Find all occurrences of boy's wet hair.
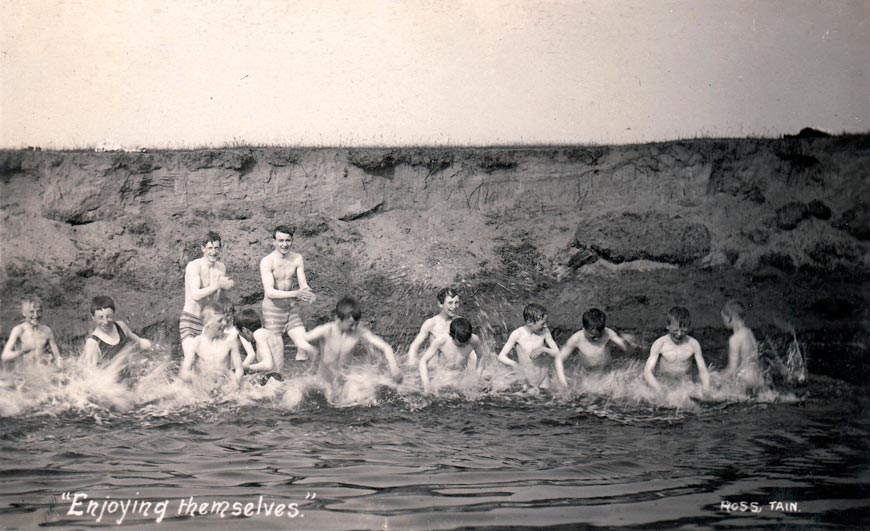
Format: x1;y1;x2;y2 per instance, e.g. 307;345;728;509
90;295;116;315
21;295;43;308
667;306;692;328
236;308;262;332
273;225;295;239
449;317;473;344
217;295;235;319
335;297;362;321
437;287;458;304
201;231;222;247
523;303;547;323
582;308;606;331
721;299;747;320
201;303;225;318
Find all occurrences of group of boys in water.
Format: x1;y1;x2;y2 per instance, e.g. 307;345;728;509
2;227;764;395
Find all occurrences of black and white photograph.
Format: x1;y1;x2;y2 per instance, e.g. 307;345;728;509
1;1;868;529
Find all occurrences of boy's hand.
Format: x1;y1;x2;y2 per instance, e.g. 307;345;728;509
218;276;235;290
298;288;316;303
529;346;548;360
139;339;153;350
390;367;403;384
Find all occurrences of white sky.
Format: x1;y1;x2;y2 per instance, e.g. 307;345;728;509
1;0;868;148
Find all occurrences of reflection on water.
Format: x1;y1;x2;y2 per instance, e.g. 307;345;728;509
0;346;868;530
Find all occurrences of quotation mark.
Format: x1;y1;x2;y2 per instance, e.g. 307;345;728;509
61;492;71;500
305;492;316;500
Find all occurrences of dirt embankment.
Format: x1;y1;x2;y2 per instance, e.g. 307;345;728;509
1;136;868;380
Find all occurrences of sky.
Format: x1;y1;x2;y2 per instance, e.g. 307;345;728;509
1;0;868;148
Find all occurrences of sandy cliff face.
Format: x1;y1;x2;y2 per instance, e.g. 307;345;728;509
1;136;868;377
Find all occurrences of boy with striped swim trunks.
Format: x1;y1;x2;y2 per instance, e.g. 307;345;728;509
180;231;234;365
259;225;317;361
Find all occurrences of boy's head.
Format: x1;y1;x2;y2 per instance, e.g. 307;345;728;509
273;225;294;254
335;297;362;332
201;303;228;333
721;299;747;325
217;296;236;325
90;295;116;331
449;317;473;345
523;303;548;333
666;306;691;342
236;308;262;332
20;296;43;323
200;231;222;263
582;308;607;341
436;287;460;317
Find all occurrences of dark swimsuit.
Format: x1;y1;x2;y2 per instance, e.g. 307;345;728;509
91;323;129;364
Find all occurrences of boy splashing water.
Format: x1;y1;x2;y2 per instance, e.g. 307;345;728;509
718;299;763;390
496;303;559;389
643;306;710;393
2;296;62;369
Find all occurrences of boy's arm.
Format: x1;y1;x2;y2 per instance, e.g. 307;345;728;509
406;320;433;366
229;338;243;384
118;321;152;351
83;337;102;366
606;328;629;352
530;330;560;360
553;334;580;388
692;339;711;390
294;256;316;302
496;330;520;368
1;326;23;361
239;335;258;369
643;338;664;392
47;329;62;368
185;261;225;301
723;335;740;377
363;329;402;383
303;323;330;344
418;339;442;393
471;335;492;376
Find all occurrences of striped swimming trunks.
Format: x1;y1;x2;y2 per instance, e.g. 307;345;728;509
179;311;204;340
262;298;304;334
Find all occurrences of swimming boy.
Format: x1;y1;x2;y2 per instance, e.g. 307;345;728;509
180;231;234;362
719;299;763;389
405;287;460;367
260;225;317;361
236;307;285;376
304;297;402;391
643;306;710;392
83;295;153;373
554;308;631;388
1;296;62;368
419;317;490;393
179;303;243;385
496;303;559;387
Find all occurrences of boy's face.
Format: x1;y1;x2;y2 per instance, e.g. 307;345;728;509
440;295;460;318
337;316;359;333
93;307;115;332
201;241;222;264
527;317;548;334
203;310;227;334
667;319;689;343
274;231;292;255
21;302;42;325
583;327;604;342
720;311;732;327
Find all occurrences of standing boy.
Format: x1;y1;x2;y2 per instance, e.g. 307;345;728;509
84;295;153;375
405;287;460;367
496;303;559;388
179;303;243;385
419;317;490;393
554;308;631;388
2;296;62;368
643;306;711;392
719;299;763;389
305;297;402;391
260;225;317;361
180;231;234;362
